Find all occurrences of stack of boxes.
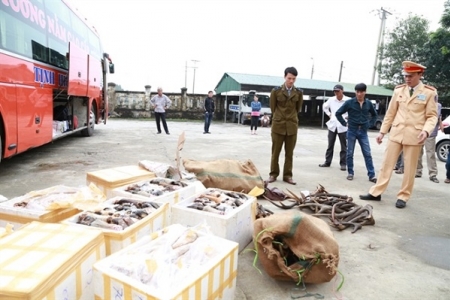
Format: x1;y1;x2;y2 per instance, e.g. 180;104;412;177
0;163;258;300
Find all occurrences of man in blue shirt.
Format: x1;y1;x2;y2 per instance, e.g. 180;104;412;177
336;83;377;182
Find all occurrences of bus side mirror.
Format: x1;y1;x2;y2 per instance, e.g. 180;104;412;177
109;63;115;74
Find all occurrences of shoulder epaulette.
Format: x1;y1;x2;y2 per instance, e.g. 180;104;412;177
395;84;406;89
273;86;281;91
424;85;436;91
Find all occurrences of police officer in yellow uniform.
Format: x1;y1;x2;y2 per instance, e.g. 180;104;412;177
359;61;438;208
267;67;303;185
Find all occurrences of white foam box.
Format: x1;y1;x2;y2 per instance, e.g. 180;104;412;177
93;224;238;300
0;221;106;300
61;196;170;256
171;188;257;252
0;197;80;231
86;165;156;198
111;177;199;207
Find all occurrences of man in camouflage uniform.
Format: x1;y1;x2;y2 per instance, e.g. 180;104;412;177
267;67;303;185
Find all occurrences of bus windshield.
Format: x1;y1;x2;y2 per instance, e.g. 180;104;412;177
243;94;270;108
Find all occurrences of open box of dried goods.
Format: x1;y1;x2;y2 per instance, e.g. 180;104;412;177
86;165;156;198
171;188;257;252
0;185;104;229
0;221;106;300
93;224;238;300
62;196;169;255
111;177;199;206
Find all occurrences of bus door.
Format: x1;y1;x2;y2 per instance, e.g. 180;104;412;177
68;42;88;97
87;55;102;121
68;43;91;130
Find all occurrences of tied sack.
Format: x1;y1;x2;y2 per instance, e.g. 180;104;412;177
183;159;264;193
254;211;339;284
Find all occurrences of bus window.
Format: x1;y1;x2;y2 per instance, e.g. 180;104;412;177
0;10;46;60
88;29;102;59
31;40;49;63
69;11;89;52
244;94;270;107
48;37;68;69
259;95;270;108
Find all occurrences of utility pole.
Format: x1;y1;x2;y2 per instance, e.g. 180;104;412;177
184;61;187;88
338;61;343;82
371;7;392;85
191;59;199;94
310;57;314;79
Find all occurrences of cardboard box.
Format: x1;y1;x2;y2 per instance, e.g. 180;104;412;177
86;165;156;198
111;177;199;206
171;188;257;252
93;224;238;300
0;197;79;230
0;185;107;230
0;221;106;300
62;196;170;255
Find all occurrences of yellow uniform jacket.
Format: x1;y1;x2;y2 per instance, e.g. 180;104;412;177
380;82;438;145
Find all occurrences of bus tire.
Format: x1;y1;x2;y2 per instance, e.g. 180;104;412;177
81;107;95;137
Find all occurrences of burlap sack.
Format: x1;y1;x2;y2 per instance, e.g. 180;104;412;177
183;159;264;193
254;211;339;284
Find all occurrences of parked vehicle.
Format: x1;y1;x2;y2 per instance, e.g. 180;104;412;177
436;115;450;162
229;90;271;125
370;115;384;130
0;0;114;164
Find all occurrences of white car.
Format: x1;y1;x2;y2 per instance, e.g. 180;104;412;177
436;115;450;162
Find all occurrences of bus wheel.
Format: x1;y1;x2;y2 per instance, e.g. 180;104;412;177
81;107;95;137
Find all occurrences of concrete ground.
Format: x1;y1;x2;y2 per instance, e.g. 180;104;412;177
0;119;449;300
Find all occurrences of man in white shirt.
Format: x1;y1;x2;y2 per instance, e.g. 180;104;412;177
319;84;350;170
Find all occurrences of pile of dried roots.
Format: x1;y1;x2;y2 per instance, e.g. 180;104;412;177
263;184;375;233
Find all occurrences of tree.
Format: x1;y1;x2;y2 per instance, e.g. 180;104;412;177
378;14;430;89
423;0;450;106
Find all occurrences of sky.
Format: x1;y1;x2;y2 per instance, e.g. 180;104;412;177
68;0;447;94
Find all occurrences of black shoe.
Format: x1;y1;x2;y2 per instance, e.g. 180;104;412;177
166;132;170;135
396;199;406;208
369;177;377;183
203;132;207;134
207;132;211;134
415;174;421;178
430;176;439;183
157;132;162;134
359;193;381;201
395;168;404;174
319;163;330;167
340;165;346;171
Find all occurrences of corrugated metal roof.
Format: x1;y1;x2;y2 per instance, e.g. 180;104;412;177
215;72;393;96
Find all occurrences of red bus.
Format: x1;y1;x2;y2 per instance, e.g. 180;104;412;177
0;0;114;163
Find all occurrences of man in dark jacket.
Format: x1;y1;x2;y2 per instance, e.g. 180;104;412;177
267;67;303;185
336;83;377;182
203;91;215;134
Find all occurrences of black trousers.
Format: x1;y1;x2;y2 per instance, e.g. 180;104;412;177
155;112;169;133
250;116;259;130
325;129;347;166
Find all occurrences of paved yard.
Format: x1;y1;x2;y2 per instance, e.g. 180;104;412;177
0;119;449;300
